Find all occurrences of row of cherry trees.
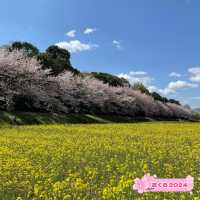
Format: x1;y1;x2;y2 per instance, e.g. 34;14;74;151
0;49;199;120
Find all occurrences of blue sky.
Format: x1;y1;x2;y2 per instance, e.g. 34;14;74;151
0;0;200;108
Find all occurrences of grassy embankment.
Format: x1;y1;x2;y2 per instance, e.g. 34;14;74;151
0;111;195;125
0;111;151;125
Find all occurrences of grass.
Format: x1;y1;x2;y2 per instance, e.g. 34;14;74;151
0;111;193;126
0;111;152;125
1;122;200;199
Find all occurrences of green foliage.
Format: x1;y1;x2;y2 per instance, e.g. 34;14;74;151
91;72;130;87
151;92;163;102
8;42;79;76
151;92;181;105
151;92;168;103
132;82;151;95
9;41;39;57
132;85;181;105
39;45;79;76
168;99;181;105
0;111;148;125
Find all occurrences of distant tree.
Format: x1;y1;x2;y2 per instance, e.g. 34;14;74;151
120;77;131;87
162;97;169;103
151;91;181;105
168;99;181;105
184;104;191;109
151;92;163;102
9;41;39;57
39;45;79;76
90;72;130;87
132;83;151;95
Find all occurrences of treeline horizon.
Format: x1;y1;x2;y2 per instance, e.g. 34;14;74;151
0;41;199;121
5;41;182;105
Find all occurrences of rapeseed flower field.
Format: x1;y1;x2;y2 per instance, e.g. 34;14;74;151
0;123;200;199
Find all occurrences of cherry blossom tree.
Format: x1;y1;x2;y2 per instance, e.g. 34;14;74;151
0;49;199;120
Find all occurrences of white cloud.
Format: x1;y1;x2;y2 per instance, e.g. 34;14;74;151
191;75;200;82
117;71;153;85
112;40;121;49
130;71;147;76
188;67;200;74
118;70;198;100
66;30;76;38
188;67;200;82
84;28;97;34
190;96;200;100
159;81;198;95
169;72;181;78
56;40;98;53
147;85;158;93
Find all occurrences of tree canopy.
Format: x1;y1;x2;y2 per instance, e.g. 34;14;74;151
9;41;39;57
133;84;181;105
39;45;79;76
151;92;168;103
91;72;130;87
132;83;151;95
6;41;183;108
8;42;79;76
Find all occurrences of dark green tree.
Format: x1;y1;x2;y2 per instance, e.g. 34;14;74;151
151;92;168;103
132;83;151;95
9;41;39;57
90;72;130;87
151;92;163;102
168;99;181;105
39;45;79;76
151;92;181;105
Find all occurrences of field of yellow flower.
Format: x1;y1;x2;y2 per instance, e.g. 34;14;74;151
1;123;200;199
